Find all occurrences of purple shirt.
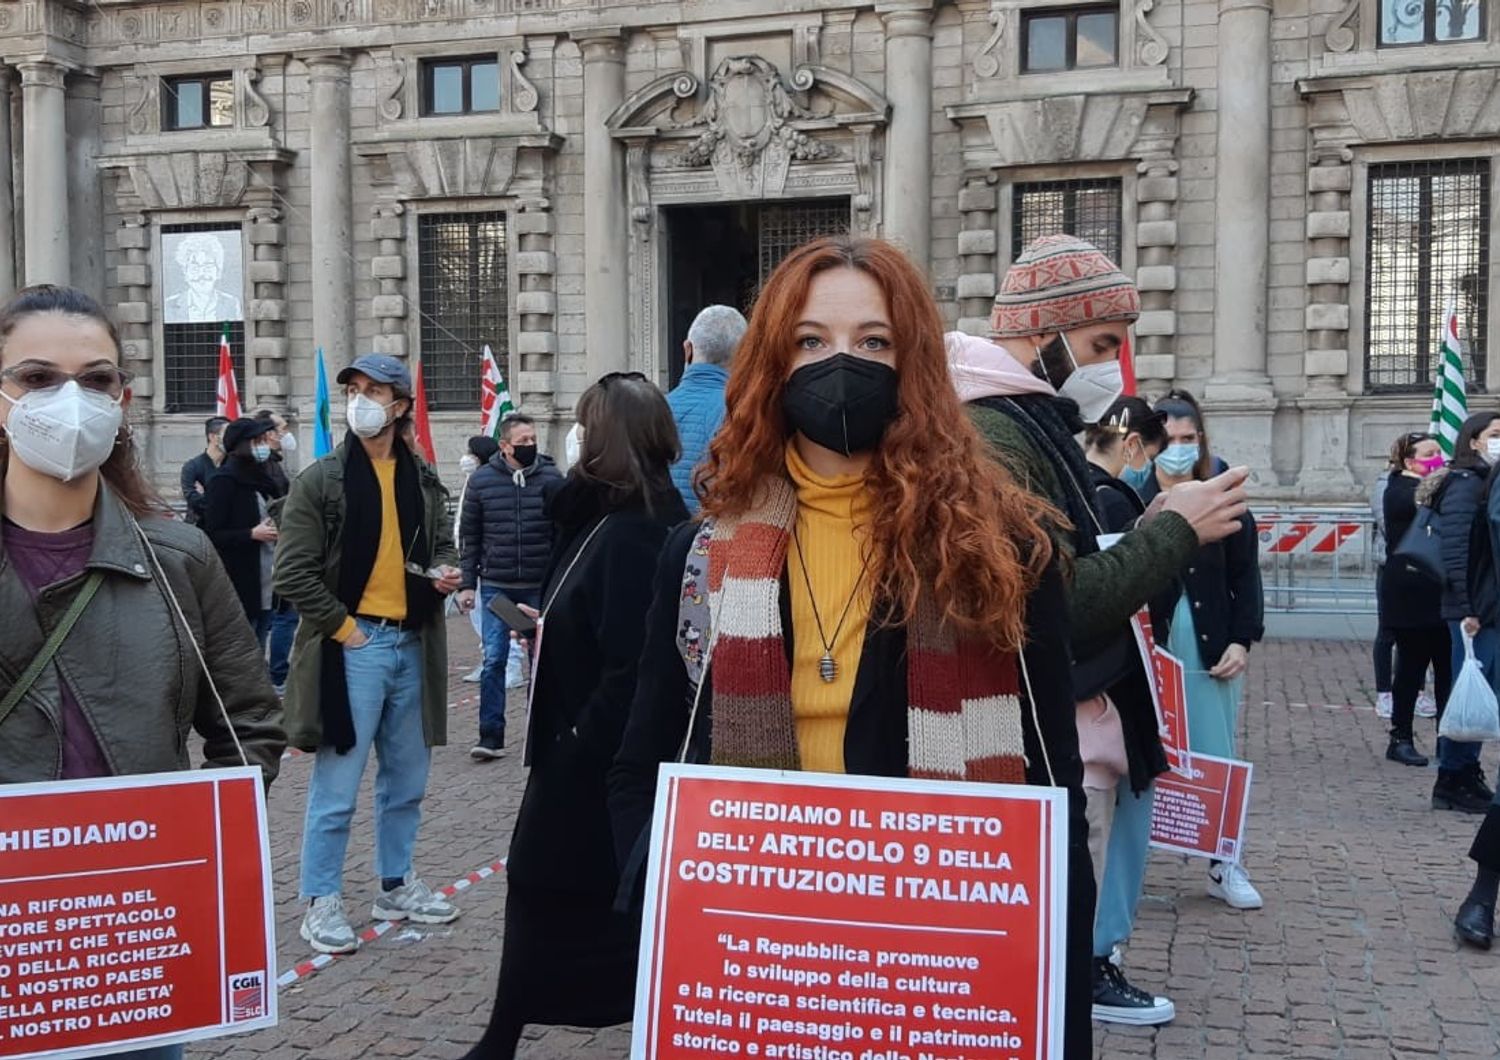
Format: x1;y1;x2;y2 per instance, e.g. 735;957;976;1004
4;519;112;779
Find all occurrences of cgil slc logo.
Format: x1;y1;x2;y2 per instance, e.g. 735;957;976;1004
228;972;266;1023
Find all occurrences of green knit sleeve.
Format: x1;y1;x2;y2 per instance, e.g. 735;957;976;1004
965;403;1063;503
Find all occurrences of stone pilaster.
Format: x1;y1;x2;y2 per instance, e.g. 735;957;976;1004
308;53;355;369
575;29;628;379
1132;104;1184;386
880;3;934;273
955;177;997;335
0;65;14;301
1206;0;1276;482
18;59;69;286
66;72;104;301
514;200;559;413
116;215;153;400
247;207;290;402
370;204;408;360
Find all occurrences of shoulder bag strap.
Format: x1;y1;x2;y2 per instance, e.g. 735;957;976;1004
0;570;106;727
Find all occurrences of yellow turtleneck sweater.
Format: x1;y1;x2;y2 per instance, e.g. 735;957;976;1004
785;442;873;775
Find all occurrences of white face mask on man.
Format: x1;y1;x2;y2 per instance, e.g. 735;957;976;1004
280;432;299;454
1053;333;1125;424
0;380;123;483
346;393;393;438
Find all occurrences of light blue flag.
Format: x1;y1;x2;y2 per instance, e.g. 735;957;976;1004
313;347;334;458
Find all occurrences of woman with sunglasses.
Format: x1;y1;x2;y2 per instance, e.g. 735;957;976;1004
0;285;284;1060
463;372;689;1059
1379;431;1449;768
609;238;1093;1057
1147;393;1264;910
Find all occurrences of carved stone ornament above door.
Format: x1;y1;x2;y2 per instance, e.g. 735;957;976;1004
608;56;889;203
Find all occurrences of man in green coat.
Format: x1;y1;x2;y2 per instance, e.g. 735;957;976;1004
273;354;462;955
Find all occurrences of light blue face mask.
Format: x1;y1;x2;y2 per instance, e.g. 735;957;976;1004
251;442;273;463
1121;459;1154;492
1156;442;1200;477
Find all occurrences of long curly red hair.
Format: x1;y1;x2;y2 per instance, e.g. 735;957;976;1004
699;236;1056;650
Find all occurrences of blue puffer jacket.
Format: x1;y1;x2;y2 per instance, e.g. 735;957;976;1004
666;363;729;513
459;453;564;590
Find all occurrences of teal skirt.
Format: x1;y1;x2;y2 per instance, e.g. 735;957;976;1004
1167;593;1244;759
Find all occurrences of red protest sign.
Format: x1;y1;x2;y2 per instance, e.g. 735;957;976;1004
634;765;1067;1060
1129;609;1191;777
0;768;276;1059
1149;752;1254;862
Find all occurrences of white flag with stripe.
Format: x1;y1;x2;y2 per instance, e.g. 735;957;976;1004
1429;303;1467;458
480;344;516;440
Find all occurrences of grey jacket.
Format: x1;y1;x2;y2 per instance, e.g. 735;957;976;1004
0;486;285;784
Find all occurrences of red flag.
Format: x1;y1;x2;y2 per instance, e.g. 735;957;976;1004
215;328;242;420
412;357;436;464
1120;331;1137;396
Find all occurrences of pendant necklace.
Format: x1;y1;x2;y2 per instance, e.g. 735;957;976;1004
791;525;869;684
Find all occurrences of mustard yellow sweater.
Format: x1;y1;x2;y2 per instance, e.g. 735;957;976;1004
785;442;873;774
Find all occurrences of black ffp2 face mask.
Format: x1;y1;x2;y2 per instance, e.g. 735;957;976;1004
510;444;538;467
782;353;900;457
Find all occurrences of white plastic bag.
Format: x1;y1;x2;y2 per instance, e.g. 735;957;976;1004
1439;632;1500;742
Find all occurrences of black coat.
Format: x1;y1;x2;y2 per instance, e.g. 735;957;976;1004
1141;476;1264;670
201;459;278;621
1435;466;1491;623
506;479;690;897
1086;463;1170;794
179;451;218;525
607;521;1097;1060
1381;471;1444;629
459;453;564;590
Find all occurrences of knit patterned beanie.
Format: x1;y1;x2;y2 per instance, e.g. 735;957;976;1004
992;234;1140;338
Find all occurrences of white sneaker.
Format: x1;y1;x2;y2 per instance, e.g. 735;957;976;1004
462;665;482;683
1376;692;1393;719
504;670;526;690
1208;862;1263;910
300;895;358;955
1415;691;1438;718
371;876;460;925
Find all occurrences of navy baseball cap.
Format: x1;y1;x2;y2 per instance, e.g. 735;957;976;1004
337;354;412;393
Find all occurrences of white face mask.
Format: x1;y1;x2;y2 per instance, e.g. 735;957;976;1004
1;380;124;483
279;432;298;454
346;393;392;438
1052;333;1124;424
1485;438;1500;463
459;454;480;475
565;423;584;468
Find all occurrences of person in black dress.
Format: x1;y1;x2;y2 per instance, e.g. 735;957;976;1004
461;373;689;1059
1380;431;1450;767
201;416;282;647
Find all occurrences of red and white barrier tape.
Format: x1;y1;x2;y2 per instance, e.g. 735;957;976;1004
277;857;506;988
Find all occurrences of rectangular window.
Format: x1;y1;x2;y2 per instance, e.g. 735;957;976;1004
1011;178;1124;266
1381;0;1482;45
420;57;501;116
1021;6;1119;73
162;74;234;131
1365;159;1489;391
162;223;246;413
418;213;508;411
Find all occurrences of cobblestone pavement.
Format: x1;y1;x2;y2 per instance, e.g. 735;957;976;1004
187;626;1500;1059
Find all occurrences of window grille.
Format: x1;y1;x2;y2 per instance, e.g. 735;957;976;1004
1380;0;1482;45
418;212;508;411
162;222;244;413
754;201;852;306
1365;159;1489;391
1011;178;1124;266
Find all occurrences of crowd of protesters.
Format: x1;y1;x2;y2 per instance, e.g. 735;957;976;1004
3;229;1499;1060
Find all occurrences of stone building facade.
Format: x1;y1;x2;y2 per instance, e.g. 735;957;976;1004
0;0;1494;499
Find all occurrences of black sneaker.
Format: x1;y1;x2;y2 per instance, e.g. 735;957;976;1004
1385;738;1429;767
1434;770;1490;814
1091;957;1175;1026
469;734;505;761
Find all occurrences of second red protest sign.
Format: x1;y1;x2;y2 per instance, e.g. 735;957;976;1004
634;764;1067;1060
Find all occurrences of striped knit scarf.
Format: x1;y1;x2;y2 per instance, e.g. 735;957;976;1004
704;476;1028;783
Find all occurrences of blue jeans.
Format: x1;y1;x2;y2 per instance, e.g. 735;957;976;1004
102;1048;183;1060
1094;782;1156;958
478;586;541;744
268;602;299;687
1442;621;1488;772
251;608;273;652
299;621;431;897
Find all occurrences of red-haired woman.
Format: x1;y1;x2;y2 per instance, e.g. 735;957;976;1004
609;237;1092;1057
